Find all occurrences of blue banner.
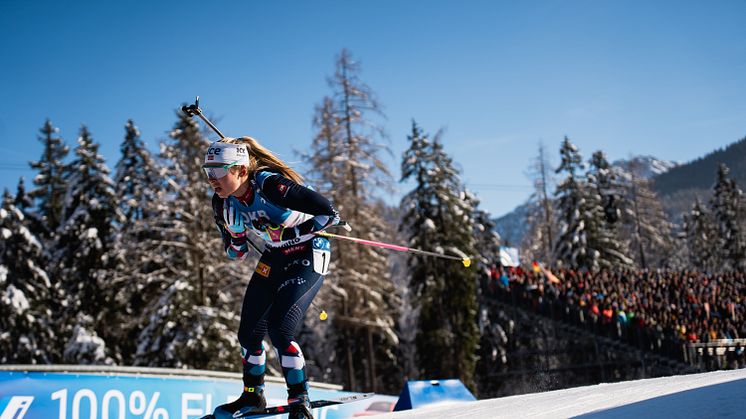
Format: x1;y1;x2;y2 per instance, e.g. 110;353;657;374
0;370;396;419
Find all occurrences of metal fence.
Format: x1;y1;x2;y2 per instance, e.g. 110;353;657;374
684;340;746;370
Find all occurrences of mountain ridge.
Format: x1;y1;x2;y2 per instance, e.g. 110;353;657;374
494;134;746;246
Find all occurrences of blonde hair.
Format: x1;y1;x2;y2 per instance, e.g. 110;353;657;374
220;136;304;184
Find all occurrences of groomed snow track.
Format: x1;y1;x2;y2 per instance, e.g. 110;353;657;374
379;369;746;418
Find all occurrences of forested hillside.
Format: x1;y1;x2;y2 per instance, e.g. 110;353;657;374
654;136;746;194
652;136;746;218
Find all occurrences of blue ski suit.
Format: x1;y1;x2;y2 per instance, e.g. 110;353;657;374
212;171;339;396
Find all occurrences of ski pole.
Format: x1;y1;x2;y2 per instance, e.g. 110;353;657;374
182;98;262;252
310;301;328;321
316;231;472;268
182;96;226;139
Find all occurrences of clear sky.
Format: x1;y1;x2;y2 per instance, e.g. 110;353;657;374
1;0;744;217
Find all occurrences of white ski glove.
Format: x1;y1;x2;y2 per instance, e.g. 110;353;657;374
223;202;246;237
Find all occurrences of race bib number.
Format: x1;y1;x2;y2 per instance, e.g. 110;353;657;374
312;237;331;275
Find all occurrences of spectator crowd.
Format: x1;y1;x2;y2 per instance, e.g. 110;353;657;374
486;265;746;367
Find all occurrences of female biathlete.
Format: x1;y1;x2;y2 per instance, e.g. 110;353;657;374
203;137;339;419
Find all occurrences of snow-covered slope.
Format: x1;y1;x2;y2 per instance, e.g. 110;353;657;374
378;369;746;418
612;155;679;180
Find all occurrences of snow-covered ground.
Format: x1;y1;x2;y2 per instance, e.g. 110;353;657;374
378;369;746;418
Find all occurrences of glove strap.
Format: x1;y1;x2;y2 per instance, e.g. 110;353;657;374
229;229;246;239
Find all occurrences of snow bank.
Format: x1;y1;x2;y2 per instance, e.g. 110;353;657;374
378;369;746;418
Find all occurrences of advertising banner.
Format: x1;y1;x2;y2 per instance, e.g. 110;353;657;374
0;369;396;419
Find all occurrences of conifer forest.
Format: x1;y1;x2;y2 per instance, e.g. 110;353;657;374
1;49;744;398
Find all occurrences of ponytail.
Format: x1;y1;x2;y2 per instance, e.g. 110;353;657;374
219;136;304;184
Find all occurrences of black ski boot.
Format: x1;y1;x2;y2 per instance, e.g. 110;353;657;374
212;386;266;418
287;392;313;419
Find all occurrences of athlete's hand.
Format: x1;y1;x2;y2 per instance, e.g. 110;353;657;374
223;202;245;236
337;220;352;232
297;214;341;235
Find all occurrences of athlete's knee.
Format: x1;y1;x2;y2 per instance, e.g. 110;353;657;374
237;329;263;351
267;305;304;348
236;328;251;347
267;328;291;351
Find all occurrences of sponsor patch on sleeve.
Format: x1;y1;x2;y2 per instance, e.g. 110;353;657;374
255;262;271;277
277;183;289;197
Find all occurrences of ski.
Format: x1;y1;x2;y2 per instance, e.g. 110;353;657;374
201;393;374;418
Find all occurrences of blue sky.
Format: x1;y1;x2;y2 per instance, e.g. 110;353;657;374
1;0;745;217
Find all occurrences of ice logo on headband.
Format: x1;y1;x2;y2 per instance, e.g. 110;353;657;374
205;142;250;164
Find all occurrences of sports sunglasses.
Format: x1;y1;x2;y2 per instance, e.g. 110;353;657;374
202;161;240;179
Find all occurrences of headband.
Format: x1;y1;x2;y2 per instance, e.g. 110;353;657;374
204;142;250;165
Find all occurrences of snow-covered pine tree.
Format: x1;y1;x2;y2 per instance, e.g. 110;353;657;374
13;178;45;239
29;119;69;238
472;204;501;267
302;50;400;393
12;179;32;211
395;121;431;381
709;163;746;271
522;142;556;264
52;126;121;364
115;120;160;224
293;98;341;383
618;159;673;268
553;137;597;269
133;110;247;371
586;151;633;268
473;192;513;396
469;193;502;396
95;120;165;363
0;185;57;363
588;151;622;225
400;121;478;390
683;199;718;272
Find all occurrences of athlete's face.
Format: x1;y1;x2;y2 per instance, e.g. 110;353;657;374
205;165;248;198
